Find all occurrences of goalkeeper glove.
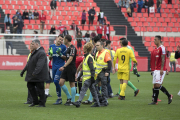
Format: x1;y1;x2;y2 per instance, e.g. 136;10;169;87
49;47;53;57
133;64;140;77
56;48;63;57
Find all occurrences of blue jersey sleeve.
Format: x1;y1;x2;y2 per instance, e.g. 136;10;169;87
62;45;67;56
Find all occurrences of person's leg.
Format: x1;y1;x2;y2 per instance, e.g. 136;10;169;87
27;82;39;105
45;83;50;95
25;89;33;104
78;81;82;94
59;78;72;99
170;62;172;72
77;80;90;102
54;70;62;98
9;42;13;55
107;75;113;97
42;23;44;34
40;23;42;34
127;81;137;91
6;42;9;55
35;82;46;106
100;72;108;103
173;62;176;72
75;81;78;93
120;80;128;97
70;82;76;102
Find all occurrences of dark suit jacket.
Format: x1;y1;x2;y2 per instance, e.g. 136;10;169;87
50;1;57;8
63;30;69;36
22;47;49;82
147;0;154;7
175;51;180;59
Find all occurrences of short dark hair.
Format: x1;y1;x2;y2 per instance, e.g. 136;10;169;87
94;36;100;43
97;40;104;46
122;40;128;46
155;35;161;40
101;38;106;42
120;37;126;41
58;34;64;38
65;35;72;42
34;31;38;34
32;39;40;45
106;40;111;47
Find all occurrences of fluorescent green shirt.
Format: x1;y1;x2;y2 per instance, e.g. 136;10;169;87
127;45;135;69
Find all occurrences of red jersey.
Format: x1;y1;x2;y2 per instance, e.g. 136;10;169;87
75;56;84;69
57;25;65;34
150;49;156;71
154;45;166;71
97;26;103;34
39;14;46;21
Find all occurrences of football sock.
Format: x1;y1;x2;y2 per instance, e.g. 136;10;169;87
120;83;127;96
160;85;171;98
152;88;155;98
54;80;61;97
119;84;123;95
62;85;71;99
153;88;159;103
45;89;49;95
71;87;76;102
88;92;93;101
75;81;77;93
127;81;137;91
78;81;82;94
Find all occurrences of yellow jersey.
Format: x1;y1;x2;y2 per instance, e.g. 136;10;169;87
113;47;137;72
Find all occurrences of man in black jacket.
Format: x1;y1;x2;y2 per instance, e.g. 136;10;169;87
63;27;69;36
17;18;24;34
50;0;57;16
147;0;154;16
20;40;49;107
175;45;180;59
88;7;96;25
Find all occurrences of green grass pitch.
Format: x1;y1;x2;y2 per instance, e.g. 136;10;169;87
0;71;180;120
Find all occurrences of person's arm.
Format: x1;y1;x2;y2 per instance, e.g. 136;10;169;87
76;62;83;74
129;50;137;64
32;52;47;76
160;47;166;75
113;50;118;68
87;56;95;77
106;60;112;74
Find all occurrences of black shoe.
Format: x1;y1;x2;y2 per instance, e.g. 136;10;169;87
91;103;100;107
72;101;81;108
168;94;173;104
148;102;158;105
36;105;46;107
108;95;113;98
24;102;32;104
118;95;125;100
64;99;73;106
48;94;52;97
82;100;92;105
113;93;119;97
134;89;140;97
28;103;39;107
100;102;108;107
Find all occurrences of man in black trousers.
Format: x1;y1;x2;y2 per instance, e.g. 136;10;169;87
20;39;49;107
175;45;180;59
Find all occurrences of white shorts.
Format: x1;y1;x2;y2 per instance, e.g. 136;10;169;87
50;69;52;79
153;70;166;84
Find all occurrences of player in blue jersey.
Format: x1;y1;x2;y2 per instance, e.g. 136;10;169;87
49;35;67;105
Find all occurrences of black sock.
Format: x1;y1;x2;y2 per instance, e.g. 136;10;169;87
160;85;171;98
78;81;82;94
152;88;155;98
154;88;159;103
75;82;77;93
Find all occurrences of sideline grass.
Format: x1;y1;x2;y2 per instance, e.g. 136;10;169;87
0;71;179;120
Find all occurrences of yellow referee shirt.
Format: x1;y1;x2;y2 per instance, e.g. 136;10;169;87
113;47;137;72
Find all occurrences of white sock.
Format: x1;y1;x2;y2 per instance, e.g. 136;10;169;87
45;89;49;95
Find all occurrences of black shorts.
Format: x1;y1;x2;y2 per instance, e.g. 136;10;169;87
60;65;76;82
77;42;82;48
46;72;53;83
51;7;56;10
81;20;86;24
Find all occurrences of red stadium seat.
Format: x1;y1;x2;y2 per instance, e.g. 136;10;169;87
67;12;72;16
73;12;79;16
27;25;33;29
161;13;167;18
140;18;145;22
168;23;174;27
146;18;152;22
34;25;39;29
148;47;154;52
167;4;172;9
144;42;150;47
155;13;160;18
150;22;155;26
128;17;133;22
167;47;172;52
165;18;170;22
144;22;149;27
158;18;164;22
145;37;151;42
163;42;169;47
147;27;153;32
143;13;148;17
36;1;41;6
61;11;67;16
161;4;166;8
8;5;13;9
113;36;119;41
169;37;175;42
156;22;161;27
149;14;154;17
134;27;140;31
17;1;23;5
164;9;170;13
152;18;158;22
65;16;70;20
171;18;176;23
172;28;178;32
137;22;143;27
163;37;169;41
134;18;139;22
166;27;171;32
153;27;158;32
137;13;142;17
64;7;69;11
159;27;165;32
131;22;137;26
168;14;173;18
174;23;180;27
